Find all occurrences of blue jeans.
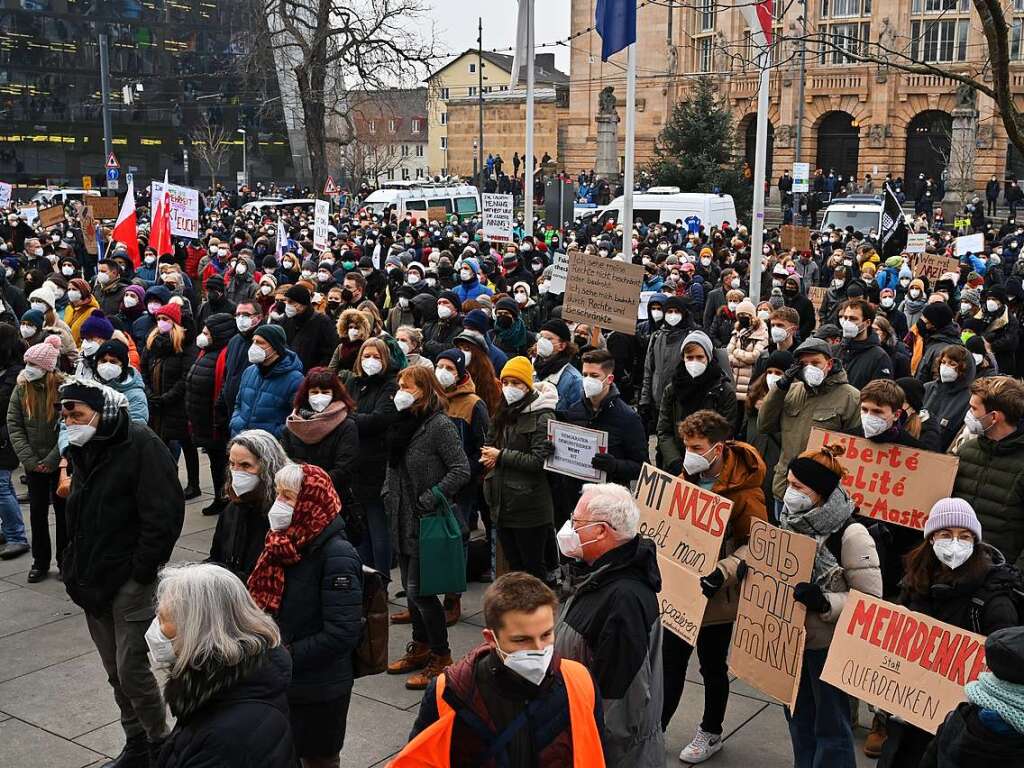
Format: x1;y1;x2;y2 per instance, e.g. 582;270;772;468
356;498;391;577
785;647;856;768
0;469;27;545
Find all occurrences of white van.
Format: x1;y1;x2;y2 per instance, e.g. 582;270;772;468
594;188;737;229
31;188;101;207
362;182;481;221
818;195;885;234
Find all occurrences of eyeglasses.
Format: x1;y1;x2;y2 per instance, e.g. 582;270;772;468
570;515;615;531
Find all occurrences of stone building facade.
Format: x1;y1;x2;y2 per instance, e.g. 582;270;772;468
563;0;1019;197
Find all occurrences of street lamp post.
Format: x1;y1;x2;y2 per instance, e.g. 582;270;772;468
236;128;247;188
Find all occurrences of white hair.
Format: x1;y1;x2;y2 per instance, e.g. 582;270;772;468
156;563;280;677
274;462;304;495
580;483;638;540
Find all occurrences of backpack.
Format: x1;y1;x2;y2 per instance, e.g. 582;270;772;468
967;564;1024;634
352;565;389;678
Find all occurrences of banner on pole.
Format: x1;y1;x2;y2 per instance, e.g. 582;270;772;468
0;182;12;207
728;519;816;709
805;429;959;531
150;181;199;239
562;250;644;335
821;591;987;733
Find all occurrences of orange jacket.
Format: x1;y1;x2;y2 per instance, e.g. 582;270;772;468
389;657;605;768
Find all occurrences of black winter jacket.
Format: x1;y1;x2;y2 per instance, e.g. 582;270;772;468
560;386;647;487
276;516;363;702
208;495;270;581
840;333;894;389
0;363;23;470
185;312;237;446
422;317;464;361
217;330;257;423
281;308;339;373
156;647;294;768
143;334;194;442
349;371;399;499
62;413;184;615
922;702;1024;768
281;417;360;506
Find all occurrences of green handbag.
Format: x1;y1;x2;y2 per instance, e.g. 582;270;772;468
418;486;467;597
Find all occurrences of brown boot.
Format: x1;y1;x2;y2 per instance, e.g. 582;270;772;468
390;608;412;624
387;641;430;675
443;594;461;626
863;713;887;758
406;652;452;690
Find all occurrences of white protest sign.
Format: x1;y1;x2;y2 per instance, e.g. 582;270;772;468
792;162;809;194
481;193;514;243
150;181;200;239
544;420;608;483
905;233;928;254
19;205;38;225
637;290;656;320
548;251;569;294
0;182;11;208
313;199;330;251
954;233;984;257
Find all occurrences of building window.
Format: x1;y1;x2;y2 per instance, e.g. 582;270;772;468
368;120;375;134
910;0;969;11
401;144;410;157
386;168;394;180
440;112;447;125
909;19;969;62
468;86;477;97
820;0;872;17
817;21;871;64
411;119;421;134
693;0;715;72
402;167;410;180
698;37;714;72
416;168;424;179
697;0;716;31
388;118;397;133
469;62;476;73
440;137;447;149
440;87;450;100
416;144;424;157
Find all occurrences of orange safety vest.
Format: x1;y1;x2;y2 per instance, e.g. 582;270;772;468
389;658;605;768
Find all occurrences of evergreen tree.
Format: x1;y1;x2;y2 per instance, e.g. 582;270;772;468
648;76;750;220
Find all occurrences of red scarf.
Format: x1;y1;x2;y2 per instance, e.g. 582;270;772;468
247;465;340;614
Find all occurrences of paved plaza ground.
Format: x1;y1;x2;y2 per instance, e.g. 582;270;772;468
0;459;877;767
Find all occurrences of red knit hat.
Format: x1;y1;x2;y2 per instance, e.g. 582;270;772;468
154;303;181;326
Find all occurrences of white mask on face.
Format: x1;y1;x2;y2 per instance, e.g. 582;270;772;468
235;315;253;333
66;417;98;446
267;499;294;531
839;319;860;339
932;538;974;570
19;324;35;339
909;289;922;299
684;359;707;378
803;364;826;387
123;293;139;308
881;297;894;308
230;469;260;496
683;444;717;476
145;618;176;667
247;344;267;364
437;304;453;319
435;367;457;389
972;352;984;366
535;336;555;358
347;327;362;341
582;375;605;399
770;326;788;344
96;271;111;285
148;302;162;315
766;373;781;390
758;310;771;320
986;299;1001;314
30;301;48;313
502;384;526;404
81;339;101;357
96;362;122;382
492;638;554;686
964;408;991;435
939;363;958;383
260;285;273;296
308;393;333;412
67;290;82;304
284;303;299;318
960;303;974;316
393;389;416;411
61;265;74;277
361;357;382;376
460;349;472;366
727;301;738;313
397;340;411;356
664;312;682;327
195;333;210;349
860;412;892;438
783;486;815;513
22;364;46;382
650;309;664;322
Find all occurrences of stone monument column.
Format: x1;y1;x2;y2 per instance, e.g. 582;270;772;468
944;84;979;219
595;86;621;185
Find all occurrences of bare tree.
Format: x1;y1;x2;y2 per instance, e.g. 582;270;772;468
189;117;232;189
257;0;435;191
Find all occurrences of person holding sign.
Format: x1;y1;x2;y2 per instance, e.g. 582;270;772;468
877;499;1020;768
661;410;768;763
921;627;1024;767
780;445;882;768
554;483;664;768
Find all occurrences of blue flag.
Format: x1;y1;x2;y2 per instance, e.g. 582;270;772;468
595;0;636;61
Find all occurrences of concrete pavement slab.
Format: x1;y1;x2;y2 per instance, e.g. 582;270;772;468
339;692;416;766
0;614;94;684
0;717;104;768
0;586;78;639
73;720;126;759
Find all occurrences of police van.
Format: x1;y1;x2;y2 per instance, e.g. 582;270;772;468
592;188;737;229
362;181;481;221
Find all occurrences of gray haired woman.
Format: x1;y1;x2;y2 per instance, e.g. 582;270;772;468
149;562;294;768
395;325;434;370
208;429;290;580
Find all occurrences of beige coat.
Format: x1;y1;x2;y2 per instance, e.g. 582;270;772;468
727;322;769;401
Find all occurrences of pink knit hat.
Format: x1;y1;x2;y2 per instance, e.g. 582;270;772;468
923;497;982;541
24;335;61;372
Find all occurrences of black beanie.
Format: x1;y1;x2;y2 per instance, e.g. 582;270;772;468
984;626;1024;684
922;302;954;329
896;376;925;413
437;348;466;379
285;284;311;306
253;324;288;356
765;349;794;372
788;455;842;500
540;318;571;342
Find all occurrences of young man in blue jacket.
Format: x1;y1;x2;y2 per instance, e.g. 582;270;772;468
229;324;304;439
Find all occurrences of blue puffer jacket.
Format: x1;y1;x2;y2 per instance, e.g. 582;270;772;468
229;350;304;438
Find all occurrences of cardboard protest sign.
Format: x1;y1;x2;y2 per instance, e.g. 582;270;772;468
954;233;984;257
89;196;119;220
905;233;928;254
634;462;733;646
805;429;958;531
544;420;608;483
427;205;448;223
562;250;644;335
808;286;827;315
38;204;65;229
821;591;987;733
150;181;200;238
80;205;97;255
780;225;810;252
909;252;959;282
481;193;514;242
729;519;816;709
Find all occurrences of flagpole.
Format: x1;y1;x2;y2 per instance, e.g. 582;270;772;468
621;42;637;263
748;47;770;303
524;0;535;236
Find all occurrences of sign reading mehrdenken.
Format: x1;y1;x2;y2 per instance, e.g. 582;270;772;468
150;181;199;239
481;193;514;242
821;591;987;733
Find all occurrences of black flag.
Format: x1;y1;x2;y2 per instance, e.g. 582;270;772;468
880;182;908;257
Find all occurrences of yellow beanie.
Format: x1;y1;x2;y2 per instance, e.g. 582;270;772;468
500;356;535;388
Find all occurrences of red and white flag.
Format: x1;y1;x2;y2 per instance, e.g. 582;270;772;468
111;177;140;267
741;0;774;47
150;170;172;257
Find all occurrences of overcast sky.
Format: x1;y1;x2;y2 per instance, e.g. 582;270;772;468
433;2;572;74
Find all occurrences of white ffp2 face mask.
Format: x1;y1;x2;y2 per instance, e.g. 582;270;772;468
308;393;333;412
932;539;973;569
267;499;294;531
783;486;814;513
493;639;554;686
230;469;260;496
145;618;176;667
502;385;526;405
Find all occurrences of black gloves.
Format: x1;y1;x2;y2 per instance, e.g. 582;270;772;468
541;441;557;459
794;582;830;614
735;560;748;583
699;567;726;599
591;453;615;472
778;362;803;392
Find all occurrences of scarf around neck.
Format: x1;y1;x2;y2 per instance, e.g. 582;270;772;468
285;401;348;445
966;672;1024;735
780;486;853;585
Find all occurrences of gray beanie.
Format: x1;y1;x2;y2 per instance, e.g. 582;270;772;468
680;330;713;359
794;337;835;360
